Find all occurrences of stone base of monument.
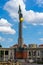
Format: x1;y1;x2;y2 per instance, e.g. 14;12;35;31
14;47;27;59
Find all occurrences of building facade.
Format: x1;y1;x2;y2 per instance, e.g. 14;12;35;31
0;44;43;62
27;44;43;62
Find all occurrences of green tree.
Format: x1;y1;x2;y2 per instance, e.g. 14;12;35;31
0;44;2;47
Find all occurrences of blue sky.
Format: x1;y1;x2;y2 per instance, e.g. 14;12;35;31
0;0;43;48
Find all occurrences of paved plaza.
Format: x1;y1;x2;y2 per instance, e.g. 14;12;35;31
22;63;43;65
0;61;43;65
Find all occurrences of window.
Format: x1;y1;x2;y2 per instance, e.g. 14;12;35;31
0;51;4;57
5;51;8;55
29;45;31;47
29;51;31;56
33;51;36;56
38;51;39;56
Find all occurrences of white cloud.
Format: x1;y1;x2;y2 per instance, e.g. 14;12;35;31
0;37;13;42
4;0;25;21
38;32;43;35
0;26;15;34
39;38;43;41
0;18;16;34
38;32;42;35
32;23;37;26
4;0;43;25
24;10;43;25
0;18;12;26
23;24;27;28
0;36;5;42
32;23;43;26
8;38;13;42
36;0;43;7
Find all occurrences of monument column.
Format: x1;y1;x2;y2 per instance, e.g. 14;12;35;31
18;5;23;47
15;5;27;59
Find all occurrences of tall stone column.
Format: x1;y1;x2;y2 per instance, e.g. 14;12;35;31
8;50;10;60
18;21;23;47
4;50;5;61
12;49;14;60
18;5;23;47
